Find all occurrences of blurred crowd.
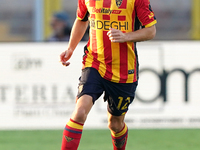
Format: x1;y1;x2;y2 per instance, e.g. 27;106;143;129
47;12;71;42
0;0;194;42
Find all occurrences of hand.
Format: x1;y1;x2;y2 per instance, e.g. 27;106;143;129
107;28;126;43
60;49;73;67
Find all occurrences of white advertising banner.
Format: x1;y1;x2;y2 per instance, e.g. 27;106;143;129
0;42;200;129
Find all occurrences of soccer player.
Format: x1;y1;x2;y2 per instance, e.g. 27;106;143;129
60;0;156;149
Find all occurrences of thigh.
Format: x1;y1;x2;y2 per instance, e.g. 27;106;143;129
77;67;104;103
103;81;138;116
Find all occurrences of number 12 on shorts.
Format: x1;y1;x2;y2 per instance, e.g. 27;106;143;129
117;97;131;110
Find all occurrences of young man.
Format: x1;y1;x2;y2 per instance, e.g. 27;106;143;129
60;0;156;149
48;12;71;42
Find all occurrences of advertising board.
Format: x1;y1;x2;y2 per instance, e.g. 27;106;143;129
0;42;200;129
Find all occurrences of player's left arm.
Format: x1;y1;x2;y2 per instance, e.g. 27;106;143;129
107;0;156;43
107;25;156;43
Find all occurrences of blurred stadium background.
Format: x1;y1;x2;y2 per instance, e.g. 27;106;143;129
0;0;200;150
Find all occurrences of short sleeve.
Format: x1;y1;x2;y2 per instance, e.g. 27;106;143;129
135;0;157;28
77;0;89;21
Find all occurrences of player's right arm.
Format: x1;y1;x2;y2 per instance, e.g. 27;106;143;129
60;0;89;66
60;19;88;66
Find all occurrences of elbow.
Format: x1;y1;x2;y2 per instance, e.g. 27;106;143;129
148;25;156;40
152;26;156;39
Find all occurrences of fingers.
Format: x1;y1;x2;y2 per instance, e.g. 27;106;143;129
107;28;126;43
63;50;71;61
107;28;118;36
60;49;73;67
60;52;66;62
62;62;70;67
107;28;122;43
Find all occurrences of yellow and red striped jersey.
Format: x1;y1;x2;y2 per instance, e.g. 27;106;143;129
77;0;157;83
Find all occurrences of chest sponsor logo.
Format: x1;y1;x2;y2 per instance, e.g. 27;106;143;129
116;0;123;7
90;19;128;31
92;8;122;15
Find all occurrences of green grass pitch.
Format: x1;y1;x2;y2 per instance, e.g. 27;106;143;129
0;129;200;150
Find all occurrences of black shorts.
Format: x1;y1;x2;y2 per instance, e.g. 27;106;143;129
77;67;138;116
